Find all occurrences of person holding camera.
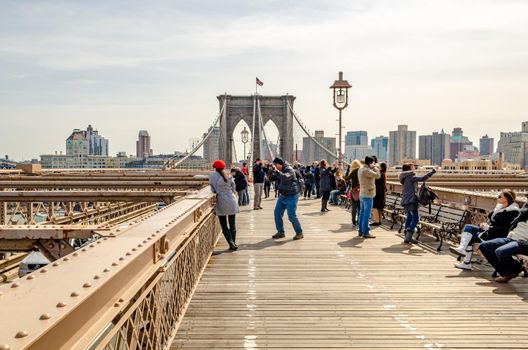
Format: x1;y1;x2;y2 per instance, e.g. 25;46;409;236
357;156;381;238
270;157;304;240
399;163;436;244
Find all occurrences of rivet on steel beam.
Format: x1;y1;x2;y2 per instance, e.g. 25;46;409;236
143;240;147;244
15;330;28;338
96;241;102;244
56;302;67;308
89;244;95;248
114;303;120;307
73;253;79;257
83;282;92;288
119;257;124;261
11;283;20;288
26;275;35;280
63;257;69;261
0;344;11;350
52;262;59;267
103;237;108;240
116;229;120;232
40;268;48;273
111;262;118;266
39;313;51;320
132;248;137;252
94;275;101;280
156;230;160;234
109;233;115;237
138;244;143;248
81;248;87;252
118;298;125;303
70;291;79;297
103;268;110;273
126;252;131;256
147;237;152;240
153;234;157;237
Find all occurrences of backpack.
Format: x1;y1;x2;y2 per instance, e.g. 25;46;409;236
418;182;438;213
294;169;305;194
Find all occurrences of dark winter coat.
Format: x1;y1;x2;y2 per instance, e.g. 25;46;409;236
275;164;300;196
253;163;265;183
373;171;387;210
233;170;248;192
303;169;315;185
319;168;332;192
399;170;435;209
479;203;521;241
345;168;360;188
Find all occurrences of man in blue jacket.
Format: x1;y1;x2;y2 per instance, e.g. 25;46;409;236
271;157;304;240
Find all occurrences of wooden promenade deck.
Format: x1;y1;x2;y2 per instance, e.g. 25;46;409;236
173;196;528;349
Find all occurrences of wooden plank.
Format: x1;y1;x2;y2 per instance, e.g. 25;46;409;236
172;196;528;349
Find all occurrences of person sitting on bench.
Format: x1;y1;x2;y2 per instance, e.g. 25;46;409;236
478;204;528;283
452;190;519;270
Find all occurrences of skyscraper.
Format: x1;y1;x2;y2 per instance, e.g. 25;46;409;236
371;136;389;162
498;121;528;168
66;125;108;157
345;131;368;146
136;130;152;159
85;124;109;156
389;125;416;165
302;130;336;164
479;134;494;156
419;130;450;166
203;127;220;163
450;127;474;161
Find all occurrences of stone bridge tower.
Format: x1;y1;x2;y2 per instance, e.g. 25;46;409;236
217;95;295;166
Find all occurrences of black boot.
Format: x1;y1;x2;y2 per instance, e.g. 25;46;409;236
230;230;238;249
222;230;236;250
404;229;418;244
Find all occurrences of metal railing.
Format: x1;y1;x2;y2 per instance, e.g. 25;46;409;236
0;187;219;350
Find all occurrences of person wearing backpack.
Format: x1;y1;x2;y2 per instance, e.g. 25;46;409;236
270;157;304;240
399;163;436;244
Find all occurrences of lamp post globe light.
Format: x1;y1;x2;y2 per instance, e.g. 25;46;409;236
329;71;352;169
241;126;249;162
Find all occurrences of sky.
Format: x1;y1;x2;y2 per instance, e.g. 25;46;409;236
1;0;527;161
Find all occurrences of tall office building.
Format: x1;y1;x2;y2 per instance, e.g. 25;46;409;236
371;136;389;162
498;121;528;168
389;125;416;166
419;130;450;166
66;125;108;157
136;130;153;159
450;127;474;161
479;134;494;156
302;130;336;164
345;131;368;146
203;127;220;163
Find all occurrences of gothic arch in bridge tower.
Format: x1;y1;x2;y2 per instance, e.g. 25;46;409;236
217;95;295;166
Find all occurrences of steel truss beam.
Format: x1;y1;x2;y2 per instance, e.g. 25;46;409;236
0;188;219;350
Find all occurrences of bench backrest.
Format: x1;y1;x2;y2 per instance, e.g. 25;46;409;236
418;203;442;218
436;206;469;225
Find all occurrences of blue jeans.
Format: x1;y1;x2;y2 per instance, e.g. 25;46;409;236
274;194;303;234
479;238;528;276
330;190;344;204
462;224;483;243
358;196;373;235
404;206;419;232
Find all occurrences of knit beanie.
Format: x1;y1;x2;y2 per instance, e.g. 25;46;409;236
364;156;374;165
272;157;285;166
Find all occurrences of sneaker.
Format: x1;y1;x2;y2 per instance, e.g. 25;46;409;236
363;234;376;239
454;262;472;270
495;273;518;283
272;232;286;239
450;246;467;256
293;233;304;240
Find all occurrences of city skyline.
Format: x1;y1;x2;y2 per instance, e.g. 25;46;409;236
1;1;528;160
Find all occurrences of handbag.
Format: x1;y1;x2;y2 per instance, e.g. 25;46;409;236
351;186;360;201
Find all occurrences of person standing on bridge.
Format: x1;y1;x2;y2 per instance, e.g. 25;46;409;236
271;157;304;240
210;160;239;251
399;163;436;244
253;158;265;210
358;156;381;238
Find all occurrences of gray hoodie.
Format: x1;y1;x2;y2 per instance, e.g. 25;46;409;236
399;170;435;208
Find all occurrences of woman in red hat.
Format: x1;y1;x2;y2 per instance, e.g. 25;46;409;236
210;159;239;250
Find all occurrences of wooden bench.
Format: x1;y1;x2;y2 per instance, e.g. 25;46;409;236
383;194;402;230
415;205;470;251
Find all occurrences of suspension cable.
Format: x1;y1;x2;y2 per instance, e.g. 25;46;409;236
165;99;226;169
288;101;350;166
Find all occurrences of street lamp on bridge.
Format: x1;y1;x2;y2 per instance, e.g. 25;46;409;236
330;71;352;169
241;126;249;162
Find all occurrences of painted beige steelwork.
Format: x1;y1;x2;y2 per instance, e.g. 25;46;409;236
0;191;186;203
0;187;219;350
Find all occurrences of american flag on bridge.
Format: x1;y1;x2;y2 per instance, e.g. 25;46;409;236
256;77;264;86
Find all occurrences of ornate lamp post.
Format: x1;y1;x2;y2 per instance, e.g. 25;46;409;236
241;126;249;161
330;71;352;169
